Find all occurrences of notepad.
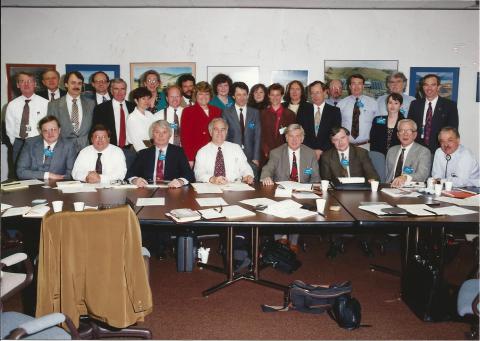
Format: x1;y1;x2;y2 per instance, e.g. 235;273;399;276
191;183;223;194
338;177;365;184
276;181;313;191
136;197;165;206
195;197;228;207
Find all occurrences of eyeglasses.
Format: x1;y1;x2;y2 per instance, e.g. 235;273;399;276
146;79;159;84
94;79;108;84
42;128;59;133
93;135;109;141
398;129;416;134
18;80;34;85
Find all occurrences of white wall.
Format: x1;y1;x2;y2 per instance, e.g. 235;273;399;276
2;7;478;154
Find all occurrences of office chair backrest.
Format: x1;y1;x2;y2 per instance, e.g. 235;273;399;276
369;151;386;183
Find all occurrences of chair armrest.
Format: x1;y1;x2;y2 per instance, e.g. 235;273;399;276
7;313;80;340
473;294;479;316
0;253;27;269
1;253;34;301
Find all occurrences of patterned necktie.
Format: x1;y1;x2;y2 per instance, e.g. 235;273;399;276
341;152;349;177
290;151;299;182
239;108;245;146
214;147;226;177
394;148;405;178
314;106;321;136
71;98;79;133
43;146;52;167
424;102;433;146
95;153;103;174
351;98;360;139
102;96;107;103
156;151;164;183
173;108;181;146
118;103;126;148
19;99;31;139
50;93;55;102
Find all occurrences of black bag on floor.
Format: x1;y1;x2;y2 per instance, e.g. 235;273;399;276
260;240;301;273
177;230;197;272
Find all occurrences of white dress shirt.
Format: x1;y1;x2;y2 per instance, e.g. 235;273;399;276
194;141;253;182
337;95;379;144
72;144;127;184
337;147;350;177
66;93;84;129
126;107;160;151
158;106;184;145
96;92;111;104
313;102;325;134
288;147;301;182
432;144;480;187
112;99;129;145
5;94;48;144
42;139;58;180
48;89;62;101
393;142;414;182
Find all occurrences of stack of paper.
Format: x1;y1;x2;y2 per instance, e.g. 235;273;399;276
427;206;478;216
56;180;82;189
381;188;421;198
397;204;436;216
261;199;316;219
136;197;165;206
359;204;395;216
276;181;313;192
195;197;228;207
1;182;29;191
338;177;365;184
239;198;278;207
166;208;202;222
191;183;223;194
220;183;255;191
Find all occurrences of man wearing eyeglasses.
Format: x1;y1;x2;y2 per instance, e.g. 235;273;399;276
84;71;111;105
385;119;431;188
16;115;76;180
72;124;126;184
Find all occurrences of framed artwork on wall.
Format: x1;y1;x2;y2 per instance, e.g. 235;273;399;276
271;70;308;88
6;63;56;101
130;62;196;92
65;64;120;93
324;60;399;99
408;67;460;102
207;66;259;90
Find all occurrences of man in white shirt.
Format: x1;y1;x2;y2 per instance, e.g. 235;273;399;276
157;85;183;146
432;127;479;187
5;71;49;164
84;71;111;105
376;72;415;117
37;70;66;101
194;118;254;184
72;124;126;184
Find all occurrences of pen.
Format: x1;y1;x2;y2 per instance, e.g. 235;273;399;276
2;182;21;187
318;212;325;217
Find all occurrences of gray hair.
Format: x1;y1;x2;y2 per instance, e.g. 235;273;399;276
109;78;127;90
208;117;229;136
286;123;305;137
397;118;417;131
149;120;172;138
386;72;408;92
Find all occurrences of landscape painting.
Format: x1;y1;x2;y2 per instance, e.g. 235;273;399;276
409;67;460;102
130;62;196;91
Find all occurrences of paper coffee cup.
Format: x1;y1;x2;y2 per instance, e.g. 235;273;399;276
321;180;329;193
316;199;326;214
434;184;443;196
427;177;435;190
444;181;453;191
198;247;210;264
52;200;63;213
370;180;379;192
74;202;85;212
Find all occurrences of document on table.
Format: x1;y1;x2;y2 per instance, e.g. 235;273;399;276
195;197;229;207
145;184;169;189
262;199;303;219
56;180;82;188
18;179;44;186
427;206;478;216
275;187;292;198
191;183;223;194
381;188;421;198
221;205;256;219
397;204;436;216
23;205;50;218
220;183;255;191
112;184;138;189
239;198;278;207
1;203;13;212
2;206;31;217
435;195;480;207
136;197;165;206
289;208;318;220
338;177;365;184
60;186;97;193
276;181;313;192
359;204;394;216
292;192;321;199
197;208;225;219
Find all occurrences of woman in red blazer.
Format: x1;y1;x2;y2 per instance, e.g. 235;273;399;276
180;81;222;167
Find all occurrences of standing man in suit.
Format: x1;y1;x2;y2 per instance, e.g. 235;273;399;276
177;74;196;108
48;71;96;154
337;74;379;148
5;71;49;164
16;115;76;180
92;78;136;169
157;85;184;146
386;119;432;187
84;71;111;105
37;70;66;101
222;82;261;178
407;74;459;154
297;81;341;160
325;79;343;107
376;72;415;117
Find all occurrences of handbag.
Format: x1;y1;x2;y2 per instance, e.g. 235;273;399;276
260;240;301;273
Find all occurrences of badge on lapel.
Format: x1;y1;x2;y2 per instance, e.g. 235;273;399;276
403;166;414;175
248;121;255;129
303;168;313;175
375;117;386;125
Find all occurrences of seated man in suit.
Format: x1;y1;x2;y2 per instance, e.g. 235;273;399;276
261;123;320;253
432;127;479;187
17;115;76;180
222;82;261;178
71;124;127;184
126;120;194;187
37;70;66;101
386;119;431;188
194;118;254;185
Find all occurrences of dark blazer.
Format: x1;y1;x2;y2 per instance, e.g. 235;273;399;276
83;91;112;105
222;105;261;162
407;96;458;153
16;136;76;180
126;144;194;183
282;101;310;118
297;102;341;152
260;107;296;164
369;115;402;155
320;144;379;181
37;88;67;100
92;100;135;146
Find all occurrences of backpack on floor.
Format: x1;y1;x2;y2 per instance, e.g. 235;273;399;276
260;240;301;273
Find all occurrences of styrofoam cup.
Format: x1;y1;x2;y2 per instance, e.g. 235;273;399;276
444;181;453;191
371;180;379;192
321;180;329;193
52;201;63;213
74;202;85;212
427;177;435;190
434;184;443;196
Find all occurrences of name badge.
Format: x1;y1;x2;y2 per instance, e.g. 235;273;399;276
403;166;414;175
158;153;166;161
375;117;386;125
399;108;406;117
248;121;255;129
341;159;349;166
357;100;365;109
26;125;31;132
44;148;54;157
279;127;286;135
170;122;178;130
303;168;313;175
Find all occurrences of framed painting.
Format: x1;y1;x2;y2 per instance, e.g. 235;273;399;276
324;60;399;99
409;67;460;102
6;63;56;101
207;66;260;90
130;62;196;91
271;70;308;88
65;64;120;92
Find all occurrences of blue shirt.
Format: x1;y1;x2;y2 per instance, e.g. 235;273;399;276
209;95;234;111
376;93;415;118
325;98;342;107
432;145;480;187
337;95;379;144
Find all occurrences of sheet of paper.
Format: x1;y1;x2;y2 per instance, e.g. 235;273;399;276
427;206;478;216
191;183;223;194
2;206;31;217
359;204;394;216
276;181;313;191
195;197;229;207
381;188;421;198
18;179;44;186
239;198;278;207
292;192;321;199
262;199;303;218
275;188;292;198
60;187;97;193
112;184;138;189
145;184;169;189
84;205;98;210
289;208;318;220
1;203;13;212
220;205;256;219
435;195;480;207
338;177;365;184
23;205;50;218
136;197;165;206
56;180;82;188
197;208;225;219
397;204;436;216
220;183;255;191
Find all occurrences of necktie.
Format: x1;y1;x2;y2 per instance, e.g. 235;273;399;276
214;147;226;177
334;101;338;107
394;148;405;178
118;103;126;148
314;106;321;136
290;151;299;182
50;93;55;101
102;96;107;103
44;146;52;167
341;152;349;177
351;98;360;139
239;108;245;146
188;99;192;106
19;99;31;139
156;151;164;183
71;98;79;133
173;108;181;146
424;102;433;146
95;153;103;174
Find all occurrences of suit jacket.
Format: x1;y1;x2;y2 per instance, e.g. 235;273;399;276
92;100;136;146
126;144;194;183
260;107;296;164
407;96;458;153
320;144;379;181
48;95;95;154
37;88;67;100
369;115;402;155
83;91;112;105
260;144;321;183
297;102;341;151
222;105;261;162
385;142;432;182
16;135;76;180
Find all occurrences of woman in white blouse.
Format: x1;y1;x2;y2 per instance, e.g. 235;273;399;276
127;87;160;151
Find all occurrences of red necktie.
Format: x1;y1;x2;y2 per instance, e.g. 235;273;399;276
290;151;299;182
214;147;226;177
119;103;126;148
424;102;433;146
156;152;164;183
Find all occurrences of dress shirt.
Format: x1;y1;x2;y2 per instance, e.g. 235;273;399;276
325;98;341;107
194;141;253;182
72;144;127;184
48;89;62;101
421;96;439;137
96;93;111;104
288;147;301;181
42;139;58;180
337;95;378;144
111;99;129;145
159;106;184;145
337;148;350;177
432;145;480;187
313;102;326;134
66;93;84;129
235;105;247;126
376;93;415;118
5;94;48;144
393;142;414;182
126;107;160;151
